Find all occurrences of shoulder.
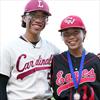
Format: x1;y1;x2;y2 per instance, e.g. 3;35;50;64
86;52;99;59
1;37;22;54
42;39;60;53
2;37;21;47
53;51;67;61
86;52;100;63
51;52;68;69
42;39;57;48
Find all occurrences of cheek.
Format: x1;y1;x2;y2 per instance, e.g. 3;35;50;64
25;17;32;28
78;33;85;42
63;37;69;45
42;21;46;28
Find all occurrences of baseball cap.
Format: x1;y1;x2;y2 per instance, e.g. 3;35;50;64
24;0;51;16
58;15;86;32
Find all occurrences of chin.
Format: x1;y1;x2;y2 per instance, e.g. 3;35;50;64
69;46;78;50
31;29;41;34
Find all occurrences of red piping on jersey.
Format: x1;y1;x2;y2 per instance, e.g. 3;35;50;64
60;53;97;67
84;56;97;66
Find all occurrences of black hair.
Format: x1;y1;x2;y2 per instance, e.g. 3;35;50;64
21;12;27;28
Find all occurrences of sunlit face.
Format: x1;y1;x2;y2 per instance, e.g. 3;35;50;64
61;28;86;50
24;11;48;35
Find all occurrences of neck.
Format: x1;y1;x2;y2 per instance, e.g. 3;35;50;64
23;32;40;43
69;47;84;57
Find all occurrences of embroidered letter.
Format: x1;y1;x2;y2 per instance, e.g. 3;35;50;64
38;0;43;8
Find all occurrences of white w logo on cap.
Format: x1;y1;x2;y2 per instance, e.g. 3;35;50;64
38;0;43;8
64;17;75;24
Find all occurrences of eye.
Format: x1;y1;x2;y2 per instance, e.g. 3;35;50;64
74;31;80;34
62;32;70;37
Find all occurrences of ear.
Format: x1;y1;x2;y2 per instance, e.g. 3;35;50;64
22;15;32;28
82;29;86;42
83;32;86;42
22;15;26;23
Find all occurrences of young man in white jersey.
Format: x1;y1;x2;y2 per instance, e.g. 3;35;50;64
0;0;59;100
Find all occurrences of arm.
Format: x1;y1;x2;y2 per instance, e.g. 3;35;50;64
94;58;100;99
0;74;9;100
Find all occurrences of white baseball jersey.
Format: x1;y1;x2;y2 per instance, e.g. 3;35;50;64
0;37;60;100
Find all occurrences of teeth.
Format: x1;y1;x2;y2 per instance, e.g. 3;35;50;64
32;24;41;27
69;41;75;44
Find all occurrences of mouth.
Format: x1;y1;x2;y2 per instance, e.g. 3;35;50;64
31;24;43;29
68;40;77;46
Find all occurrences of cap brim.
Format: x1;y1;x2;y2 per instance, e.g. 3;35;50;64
25;9;51;16
58;26;86;32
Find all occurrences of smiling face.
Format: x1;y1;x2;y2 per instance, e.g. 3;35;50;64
23;11;48;35
61;28;86;51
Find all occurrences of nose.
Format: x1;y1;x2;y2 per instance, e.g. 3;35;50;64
35;18;44;21
68;35;75;40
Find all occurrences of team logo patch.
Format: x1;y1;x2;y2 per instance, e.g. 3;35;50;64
56;68;96;96
64;17;75;24
16;54;53;80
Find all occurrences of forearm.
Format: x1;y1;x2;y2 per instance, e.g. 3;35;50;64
0;74;9;100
